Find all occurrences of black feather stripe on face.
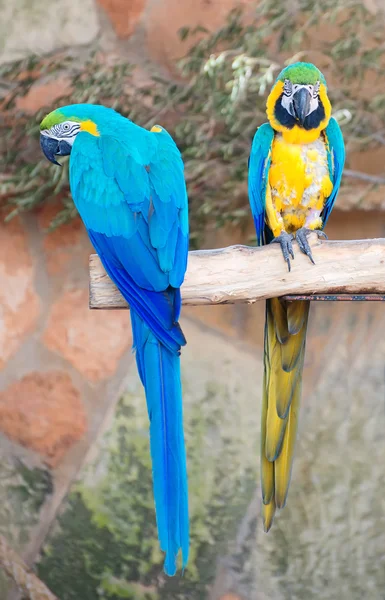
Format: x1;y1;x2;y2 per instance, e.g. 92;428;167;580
274;94;326;131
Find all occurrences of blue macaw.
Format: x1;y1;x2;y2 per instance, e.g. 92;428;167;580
40;105;189;575
248;63;345;531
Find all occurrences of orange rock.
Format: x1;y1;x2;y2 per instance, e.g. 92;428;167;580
36;201;95;276
97;0;146;38
43;289;132;382
15;77;73;114
363;0;383;14
0;218;40;369
0;372;86;467
37;201;84;275
145;0;251;69
37;201;83;248
46;250;72;277
349;146;385;177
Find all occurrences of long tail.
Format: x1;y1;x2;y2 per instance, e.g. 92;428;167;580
130;310;189;575
261;297;309;532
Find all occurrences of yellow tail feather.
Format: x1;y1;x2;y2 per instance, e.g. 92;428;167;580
270;298;289;343
274;361;303;508
280;316;307;371
261;366;275;504
269;342;299;419
265;394;287;461
262;496;276;533
287;300;308;334
260;298;309;530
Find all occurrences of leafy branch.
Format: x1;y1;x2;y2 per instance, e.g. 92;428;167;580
1;0;384;244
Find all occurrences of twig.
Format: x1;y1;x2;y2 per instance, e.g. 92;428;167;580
344;169;385;185
0;534;59;600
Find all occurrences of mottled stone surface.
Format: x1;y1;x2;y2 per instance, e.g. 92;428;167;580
43;289;132;381
97;0;146;37
362;0;385;14
0;0;99;64
0;455;52;598
253;307;385;600
37;201;90;276
15;77;73;114
0;372;86;466
0;2;384;596
37;319;261;599
145;0;251;68
0;219;40;369
35;306;385;600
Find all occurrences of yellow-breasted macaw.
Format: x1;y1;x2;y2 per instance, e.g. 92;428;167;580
248;62;345;531
39;104;189;575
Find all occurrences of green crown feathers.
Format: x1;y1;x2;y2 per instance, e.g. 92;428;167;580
276;62;327;87
40;110;81;131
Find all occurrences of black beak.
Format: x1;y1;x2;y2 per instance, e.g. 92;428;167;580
292;88;311;126
40;135;72;166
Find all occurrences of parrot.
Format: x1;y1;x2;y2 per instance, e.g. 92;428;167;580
247;62;345;532
39;104;189;576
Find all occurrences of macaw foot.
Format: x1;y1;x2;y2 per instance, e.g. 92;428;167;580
270;231;295;272
295;228;328;265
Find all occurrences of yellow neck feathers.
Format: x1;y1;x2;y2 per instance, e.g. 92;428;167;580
80;120;100;137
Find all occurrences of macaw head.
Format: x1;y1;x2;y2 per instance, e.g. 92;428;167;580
39;104;114;165
266;62;332;141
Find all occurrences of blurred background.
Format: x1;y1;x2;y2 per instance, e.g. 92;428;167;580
0;0;385;598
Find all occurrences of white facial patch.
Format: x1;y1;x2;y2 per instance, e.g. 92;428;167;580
40;121;81;146
281;82;320;119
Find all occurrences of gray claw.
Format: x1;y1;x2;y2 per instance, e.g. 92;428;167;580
271;231;295;271
295;227;326;264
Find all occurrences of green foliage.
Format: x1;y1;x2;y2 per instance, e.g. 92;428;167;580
0;458;52;545
1;0;385;242
37;384;256;599
11;461;53;515
0;456;53;597
253;340;385;600
0;51;137;227
171;0;385;235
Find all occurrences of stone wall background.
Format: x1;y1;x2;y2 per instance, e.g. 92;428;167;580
0;1;384;599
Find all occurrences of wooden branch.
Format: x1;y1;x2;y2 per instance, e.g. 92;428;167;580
0;534;59;600
344;169;385;185
89;235;385;309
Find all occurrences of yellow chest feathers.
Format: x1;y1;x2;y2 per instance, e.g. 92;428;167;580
268;134;333;230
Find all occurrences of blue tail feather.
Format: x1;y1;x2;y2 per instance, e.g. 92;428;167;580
131;310;189;575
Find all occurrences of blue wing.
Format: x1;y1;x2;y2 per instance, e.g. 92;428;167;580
247;123;275;246
70;125;189;352
322;117;345;227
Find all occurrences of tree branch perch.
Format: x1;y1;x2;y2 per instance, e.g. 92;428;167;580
0;534;59;600
89;235;385;309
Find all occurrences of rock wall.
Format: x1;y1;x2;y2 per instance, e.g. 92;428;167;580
0;1;384;599
0;0;249;68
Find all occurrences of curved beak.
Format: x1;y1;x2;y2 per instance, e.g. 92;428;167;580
292;88;312;125
40;135;72;166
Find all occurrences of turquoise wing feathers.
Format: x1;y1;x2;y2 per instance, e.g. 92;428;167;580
70;125;188;349
70;124;188;289
323;116;345;227
69;119;189;575
247;123;275;246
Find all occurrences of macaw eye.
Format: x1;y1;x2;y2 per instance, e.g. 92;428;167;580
283;79;292;97
63;123;70;131
313;81;320;98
